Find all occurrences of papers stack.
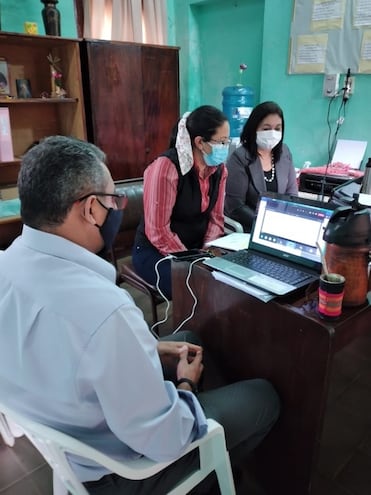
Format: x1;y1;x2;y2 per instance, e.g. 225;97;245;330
205;233;250;251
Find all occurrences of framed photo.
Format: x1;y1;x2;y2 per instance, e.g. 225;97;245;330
0;58;10;96
16;79;32;99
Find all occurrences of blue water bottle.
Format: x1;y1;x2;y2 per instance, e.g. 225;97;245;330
222;85;254;138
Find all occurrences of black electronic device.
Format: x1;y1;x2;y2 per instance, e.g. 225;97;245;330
299;172;352;196
170;249;213;262
343;68;351;102
329;176;362;207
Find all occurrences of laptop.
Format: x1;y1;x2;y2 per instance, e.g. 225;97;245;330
203;193;336;296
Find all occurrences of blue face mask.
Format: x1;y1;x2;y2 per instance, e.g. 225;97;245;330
97;207;123;253
202;142;229;167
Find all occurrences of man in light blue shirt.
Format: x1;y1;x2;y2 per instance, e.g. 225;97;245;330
0;136;279;494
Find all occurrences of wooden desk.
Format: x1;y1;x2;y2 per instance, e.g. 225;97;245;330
172;261;371;495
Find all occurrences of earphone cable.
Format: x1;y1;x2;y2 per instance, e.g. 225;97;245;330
172;257;209;334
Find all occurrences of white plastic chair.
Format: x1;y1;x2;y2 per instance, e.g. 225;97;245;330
0;412;15;447
0;401;236;495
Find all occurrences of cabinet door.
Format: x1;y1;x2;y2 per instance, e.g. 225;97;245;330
81;40;179;181
82;41;145;181
141;46;179;168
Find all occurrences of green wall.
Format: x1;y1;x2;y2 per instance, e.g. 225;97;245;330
168;0;263;114
261;1;371;168
168;0;371;169
1;0;77;38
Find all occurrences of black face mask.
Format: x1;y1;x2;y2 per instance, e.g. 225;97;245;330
96;208;123;254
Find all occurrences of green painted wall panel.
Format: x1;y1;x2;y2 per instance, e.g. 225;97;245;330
261;1;371;167
194;0;262;111
168;0;263;115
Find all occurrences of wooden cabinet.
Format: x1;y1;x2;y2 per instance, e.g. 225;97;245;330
0;32;86;248
80;39;179;180
0;32;86;183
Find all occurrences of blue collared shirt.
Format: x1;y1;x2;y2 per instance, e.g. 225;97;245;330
0;226;207;481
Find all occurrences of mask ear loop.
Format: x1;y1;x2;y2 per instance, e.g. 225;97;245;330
81;195;100;226
93;198;110;229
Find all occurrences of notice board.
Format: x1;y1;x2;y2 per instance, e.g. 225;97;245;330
289;0;371;74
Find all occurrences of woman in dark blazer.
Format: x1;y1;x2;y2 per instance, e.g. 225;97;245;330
225;101;298;232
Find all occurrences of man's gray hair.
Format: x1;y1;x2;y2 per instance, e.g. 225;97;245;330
18;136;108;229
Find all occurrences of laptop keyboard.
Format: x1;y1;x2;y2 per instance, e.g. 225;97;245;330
223;251;313;285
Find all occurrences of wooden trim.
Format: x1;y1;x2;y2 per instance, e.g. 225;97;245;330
74;0;84;38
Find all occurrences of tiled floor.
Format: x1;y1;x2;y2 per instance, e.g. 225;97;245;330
311;333;371;495
1;283;371;494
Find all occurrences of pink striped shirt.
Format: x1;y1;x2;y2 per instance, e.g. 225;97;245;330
143;156;227;255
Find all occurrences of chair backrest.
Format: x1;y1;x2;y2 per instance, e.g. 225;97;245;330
111;177;144;263
0;402;236;495
0;217;23;250
224;215;244;234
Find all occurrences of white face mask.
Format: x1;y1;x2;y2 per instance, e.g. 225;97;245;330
256;130;282;150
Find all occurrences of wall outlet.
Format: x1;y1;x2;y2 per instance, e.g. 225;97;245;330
323;74;339;97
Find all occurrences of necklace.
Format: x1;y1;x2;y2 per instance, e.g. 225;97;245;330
264;154;275;183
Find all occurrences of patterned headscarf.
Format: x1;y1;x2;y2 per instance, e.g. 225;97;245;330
175;111;193;175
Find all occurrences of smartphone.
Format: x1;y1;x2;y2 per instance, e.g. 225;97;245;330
170;249;213;262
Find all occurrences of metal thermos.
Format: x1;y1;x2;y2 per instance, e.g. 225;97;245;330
323;205;371;306
360;157;371;195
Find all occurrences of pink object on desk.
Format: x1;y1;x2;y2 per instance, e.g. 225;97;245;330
0;107;14;162
300;162;364;178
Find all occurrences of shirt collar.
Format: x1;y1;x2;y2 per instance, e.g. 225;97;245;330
20;225;116;283
194;163;220;179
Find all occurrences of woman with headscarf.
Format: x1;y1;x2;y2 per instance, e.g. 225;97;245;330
132;105;230;299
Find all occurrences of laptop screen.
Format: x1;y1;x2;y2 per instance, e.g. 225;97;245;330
250;194;335;268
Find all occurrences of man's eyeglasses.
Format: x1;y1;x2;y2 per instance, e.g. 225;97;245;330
207;138;232;146
78;192;128;210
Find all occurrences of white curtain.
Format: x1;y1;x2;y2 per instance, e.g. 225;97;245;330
82;0;167;45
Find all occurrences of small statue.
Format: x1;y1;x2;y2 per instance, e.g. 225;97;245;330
47;53;66;97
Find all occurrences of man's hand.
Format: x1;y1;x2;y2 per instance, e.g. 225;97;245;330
157;341;202;361
176;345;203;389
157;341;203;391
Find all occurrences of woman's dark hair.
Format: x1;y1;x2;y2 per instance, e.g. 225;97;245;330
168;106;228;149
240;101;285;162
186;105;228;144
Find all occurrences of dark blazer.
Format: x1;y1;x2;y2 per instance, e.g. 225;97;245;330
225;143;298;232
